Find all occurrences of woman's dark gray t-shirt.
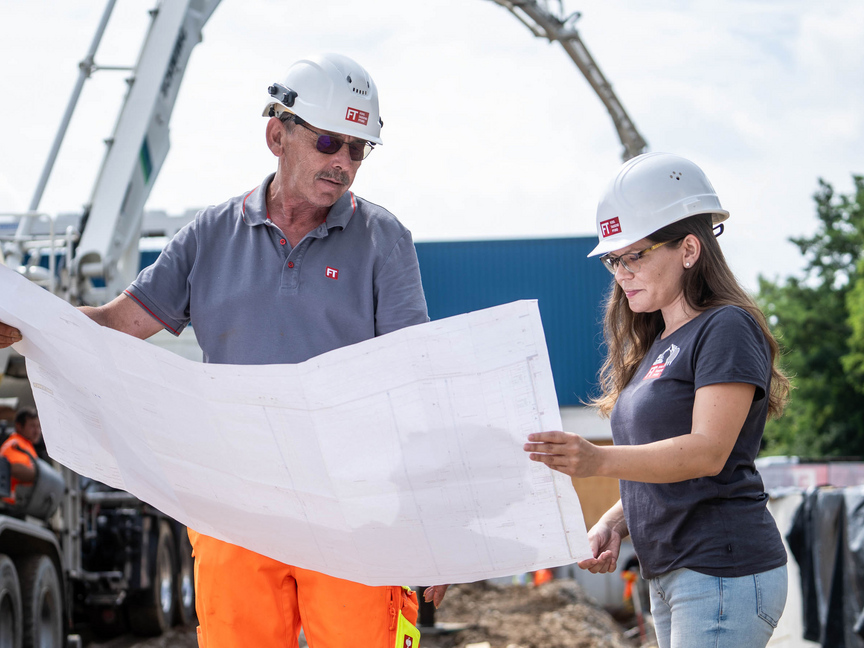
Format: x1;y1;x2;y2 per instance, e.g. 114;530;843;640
611;305;787;579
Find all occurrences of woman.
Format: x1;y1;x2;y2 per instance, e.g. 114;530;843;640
525;152;790;648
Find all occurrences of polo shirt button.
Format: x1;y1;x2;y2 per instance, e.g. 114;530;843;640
280;238;286;245
288;261;295;268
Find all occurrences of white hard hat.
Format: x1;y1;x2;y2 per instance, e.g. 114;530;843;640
263;53;383;145
588;152;729;257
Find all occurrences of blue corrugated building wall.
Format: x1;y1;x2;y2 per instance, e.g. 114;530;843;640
415;237;610;406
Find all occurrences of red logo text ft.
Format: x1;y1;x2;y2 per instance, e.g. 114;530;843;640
345;108;369;125
643;363;665;380
600;217;622;238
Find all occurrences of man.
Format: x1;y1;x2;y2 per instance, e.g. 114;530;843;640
0;54;435;647
1;407;42;505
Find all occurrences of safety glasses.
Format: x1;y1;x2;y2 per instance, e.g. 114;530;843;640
293;119;374;162
599;240;672;275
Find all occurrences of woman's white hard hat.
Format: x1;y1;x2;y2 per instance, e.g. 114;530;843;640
588;152;729;257
263;53;383;145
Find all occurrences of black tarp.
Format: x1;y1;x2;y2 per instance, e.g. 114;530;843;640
787;486;864;647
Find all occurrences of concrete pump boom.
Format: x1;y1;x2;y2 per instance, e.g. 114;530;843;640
16;0;222;305
74;0;221;305
488;0;648;161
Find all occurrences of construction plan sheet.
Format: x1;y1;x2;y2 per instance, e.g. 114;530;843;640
0;264;591;586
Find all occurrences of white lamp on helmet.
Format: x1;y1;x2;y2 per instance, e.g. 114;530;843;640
589;152;729;257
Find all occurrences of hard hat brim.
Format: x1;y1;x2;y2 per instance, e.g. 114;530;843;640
587;210;729;257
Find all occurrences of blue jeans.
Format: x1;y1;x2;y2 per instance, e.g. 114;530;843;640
648;565;787;648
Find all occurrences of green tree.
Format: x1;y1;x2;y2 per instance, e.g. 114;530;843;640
758;175;864;457
843;255;864;390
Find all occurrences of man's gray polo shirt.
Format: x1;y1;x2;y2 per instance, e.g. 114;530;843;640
126;174;428;364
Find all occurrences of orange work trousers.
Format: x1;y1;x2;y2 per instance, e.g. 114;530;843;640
189;530;419;648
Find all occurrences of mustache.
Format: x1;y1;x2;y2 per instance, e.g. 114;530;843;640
316;170;350;185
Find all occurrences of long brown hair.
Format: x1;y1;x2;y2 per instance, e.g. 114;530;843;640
591;214;790;418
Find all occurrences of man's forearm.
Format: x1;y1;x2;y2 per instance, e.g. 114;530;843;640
78;294;163;339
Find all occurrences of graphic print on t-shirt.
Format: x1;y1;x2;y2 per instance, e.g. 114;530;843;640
643;343;680;380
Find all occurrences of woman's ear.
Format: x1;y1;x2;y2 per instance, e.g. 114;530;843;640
682;233;701;269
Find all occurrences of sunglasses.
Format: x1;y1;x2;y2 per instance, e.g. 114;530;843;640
293;119;374;162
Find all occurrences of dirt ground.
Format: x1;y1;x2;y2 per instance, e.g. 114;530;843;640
416;580;647;648
89;579;653;648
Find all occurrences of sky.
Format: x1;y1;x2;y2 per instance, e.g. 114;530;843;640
0;0;862;291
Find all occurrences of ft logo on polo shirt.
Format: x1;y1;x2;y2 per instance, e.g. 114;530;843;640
325;266;339;280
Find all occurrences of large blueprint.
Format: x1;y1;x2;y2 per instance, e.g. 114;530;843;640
0;264;590;585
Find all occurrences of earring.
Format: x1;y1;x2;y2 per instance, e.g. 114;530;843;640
685;262;691;268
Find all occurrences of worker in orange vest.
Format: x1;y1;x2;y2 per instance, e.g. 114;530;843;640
1;408;42;505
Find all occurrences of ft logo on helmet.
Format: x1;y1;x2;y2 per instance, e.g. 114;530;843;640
345;107;369;125
600;217;622;238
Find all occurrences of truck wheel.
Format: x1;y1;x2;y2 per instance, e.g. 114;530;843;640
128;521;177;636
173;530;196;626
18;555;62;648
0;554;22;648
